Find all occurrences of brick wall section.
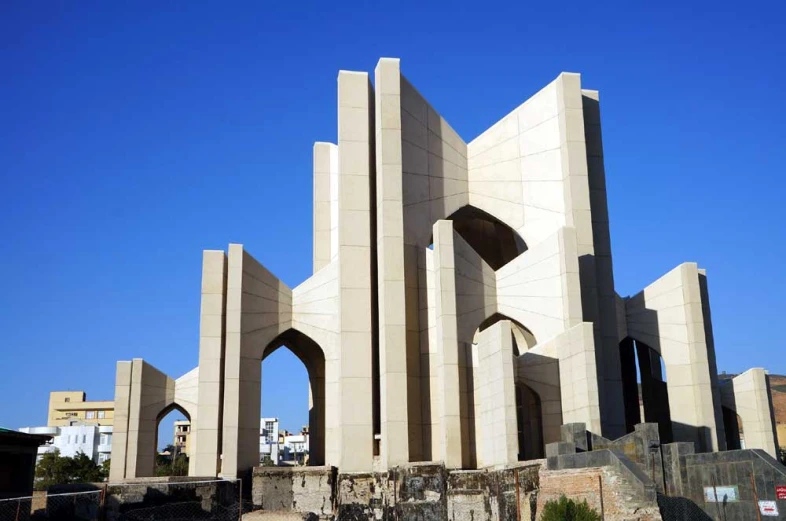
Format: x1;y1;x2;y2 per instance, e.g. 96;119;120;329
537;467;662;521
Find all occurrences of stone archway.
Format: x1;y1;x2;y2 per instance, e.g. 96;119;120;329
260;329;326;466
515;382;544;460
154;403;192;476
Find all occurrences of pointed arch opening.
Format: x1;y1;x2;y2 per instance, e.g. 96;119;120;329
260;328;326;466
428;205;527;269
154;404;191;476
466;315;543;468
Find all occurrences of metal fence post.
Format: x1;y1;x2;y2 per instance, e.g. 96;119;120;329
238;478;243;521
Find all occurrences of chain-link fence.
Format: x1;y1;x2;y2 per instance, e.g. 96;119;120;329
109;479;243;521
0;479;244;521
0;490;102;521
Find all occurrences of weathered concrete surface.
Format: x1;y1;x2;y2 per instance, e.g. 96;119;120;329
251;463;541;520
252;466;336;518
662;447;786;521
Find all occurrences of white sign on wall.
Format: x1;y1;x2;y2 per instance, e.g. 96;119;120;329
703;485;739;503
759;500;779;517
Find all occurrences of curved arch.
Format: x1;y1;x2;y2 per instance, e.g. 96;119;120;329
155;402;192;425
475;313;537;355
260;327;326;466
428;205;528;269
154;402;192;476
467;317;540;468
262;328;325;375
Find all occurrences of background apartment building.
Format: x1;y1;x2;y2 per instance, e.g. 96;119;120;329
47;391;113;427
172;420;191;457
19;391;114;464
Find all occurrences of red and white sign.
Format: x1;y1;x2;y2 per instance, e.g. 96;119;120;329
776;485;786;500
759;500;779;516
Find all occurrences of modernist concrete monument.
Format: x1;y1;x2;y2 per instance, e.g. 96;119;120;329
109;58;779;482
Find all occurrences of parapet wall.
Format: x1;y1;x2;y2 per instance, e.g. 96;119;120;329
251;463;541;520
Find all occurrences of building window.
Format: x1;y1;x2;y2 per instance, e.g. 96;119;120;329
98;411;105;419
82;435;86;444
86;411;96;419
64;398;70;403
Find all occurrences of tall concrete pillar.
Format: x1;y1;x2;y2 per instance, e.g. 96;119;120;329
336;70;375;472
193;250;226;477
475;320;518;467
374;58;410;467
432;219;463;468
109;361;132;482
313;143;338;273
721;368;778;458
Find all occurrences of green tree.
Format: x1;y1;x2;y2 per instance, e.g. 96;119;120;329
101;458;111;478
34;450;108;490
541;495;602;521
70;451;105;482
35;450;71;490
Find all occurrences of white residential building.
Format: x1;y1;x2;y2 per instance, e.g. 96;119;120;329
20;424;113;464
259;417;280;465
282;433;308;465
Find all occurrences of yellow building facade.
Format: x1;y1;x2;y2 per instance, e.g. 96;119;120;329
47;391;114;427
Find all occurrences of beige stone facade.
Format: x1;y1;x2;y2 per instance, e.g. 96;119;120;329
109;58;779;481
47;391;113;427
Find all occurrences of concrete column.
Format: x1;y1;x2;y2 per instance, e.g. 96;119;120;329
221;244;245;478
336;70;375;472
557;73;625;439
475;320;518;467
374;58;409;468
432;219;463;468
313;143;338;273
124;359;145;478
580;88;626;439
723;369;779;458
109;361;132;482
193;250;226;477
626;263;724;451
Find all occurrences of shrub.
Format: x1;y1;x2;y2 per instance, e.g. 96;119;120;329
541;495;602;521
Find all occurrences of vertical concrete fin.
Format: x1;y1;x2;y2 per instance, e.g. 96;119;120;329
336;70;375;472
374;57;410;467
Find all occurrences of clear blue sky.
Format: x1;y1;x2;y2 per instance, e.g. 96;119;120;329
1;1;784;440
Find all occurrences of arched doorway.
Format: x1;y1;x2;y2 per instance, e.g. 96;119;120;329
469;316;542;467
154;404;191;476
260;329;326;466
443;205;527;269
516;383;544;460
